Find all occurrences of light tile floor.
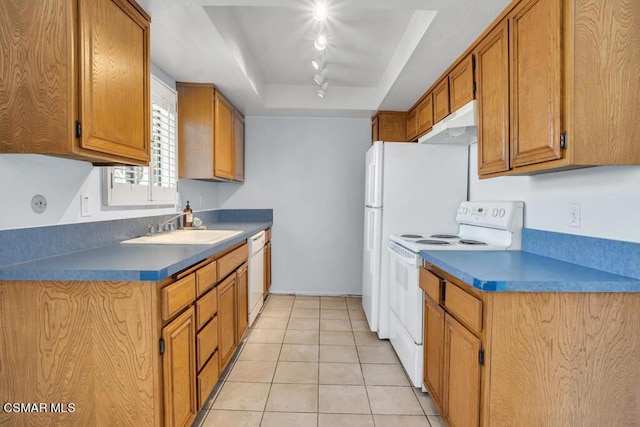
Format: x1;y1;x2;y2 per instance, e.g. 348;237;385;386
196;295;443;427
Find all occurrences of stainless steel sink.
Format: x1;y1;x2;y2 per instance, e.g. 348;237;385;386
121;229;243;245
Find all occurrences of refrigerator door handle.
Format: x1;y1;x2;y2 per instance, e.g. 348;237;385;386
367;163;376;206
367;210;375;251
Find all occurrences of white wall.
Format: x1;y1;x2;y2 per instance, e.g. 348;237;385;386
0;155;181;230
469;145;640;243
217;117;372;295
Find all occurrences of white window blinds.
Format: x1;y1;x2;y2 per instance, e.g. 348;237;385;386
104;75;178;206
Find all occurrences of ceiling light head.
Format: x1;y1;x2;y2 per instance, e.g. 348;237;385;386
312;3;328;21
313;35;327;51
316;81;329;98
311;58;325;72
313;73;325;86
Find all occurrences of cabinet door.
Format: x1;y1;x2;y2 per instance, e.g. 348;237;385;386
162;307;197;427
264;241;272;298
475;20;510;175
509;0;563;168
423;295;445;410
449;54;475;111
417;95;434;135
406;108;418;141
433;79;451;123
236;262;249;343
214;92;235;180
443;314;481;427
233;110;245;182
177;83;215;179
78;0;150;163
217;274;237;371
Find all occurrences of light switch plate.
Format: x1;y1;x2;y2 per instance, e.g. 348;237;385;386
81;195;91;217
568;203;580;227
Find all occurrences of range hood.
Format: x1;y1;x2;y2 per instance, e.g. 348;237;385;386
418;100;478;145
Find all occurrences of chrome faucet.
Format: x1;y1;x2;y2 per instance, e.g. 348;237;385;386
148;209;204;235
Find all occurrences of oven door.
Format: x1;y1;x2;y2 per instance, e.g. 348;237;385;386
388;241;423;344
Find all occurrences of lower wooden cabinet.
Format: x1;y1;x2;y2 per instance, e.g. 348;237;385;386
420;264;640;426
264;240;272;299
197;351;219;408
162;307;197;427
236;262;249;343
442;313;481;427
423;295;445;410
0;240;254;427
217;273;237;371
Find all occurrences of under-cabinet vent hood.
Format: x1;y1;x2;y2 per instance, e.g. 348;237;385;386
418;100;478;145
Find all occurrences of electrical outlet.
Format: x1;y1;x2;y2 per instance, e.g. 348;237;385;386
568;203;580;227
81;195;91;217
31;194;47;214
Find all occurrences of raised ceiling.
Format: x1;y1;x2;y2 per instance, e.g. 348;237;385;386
141;0;511;118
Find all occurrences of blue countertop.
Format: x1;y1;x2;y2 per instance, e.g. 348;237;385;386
420;250;640;292
0;221;271;281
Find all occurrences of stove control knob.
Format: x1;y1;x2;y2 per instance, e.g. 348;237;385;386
499;208;506;217
492;208;499;217
463;208;469;214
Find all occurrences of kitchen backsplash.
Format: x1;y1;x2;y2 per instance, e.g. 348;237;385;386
0;209;272;268
523;228;640;280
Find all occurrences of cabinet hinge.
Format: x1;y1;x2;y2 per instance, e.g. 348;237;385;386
560;132;567;149
159;338;165;355
75;121;82;139
478;349;485;366
472;56;476;70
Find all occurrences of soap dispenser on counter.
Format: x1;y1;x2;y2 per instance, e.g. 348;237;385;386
182;201;193;228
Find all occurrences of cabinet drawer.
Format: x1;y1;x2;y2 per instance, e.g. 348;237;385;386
196;287;218;330
197;351;219;409
197;315;218;371
444;282;482;334
196;261;217;296
162;274;196;321
217;243;248;280
420;268;443;303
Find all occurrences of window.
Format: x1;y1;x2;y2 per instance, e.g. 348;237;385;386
103;75;178;206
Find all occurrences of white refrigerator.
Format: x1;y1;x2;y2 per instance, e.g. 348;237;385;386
362;141;468;338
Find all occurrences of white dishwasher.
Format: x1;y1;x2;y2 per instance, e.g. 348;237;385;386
248;230;266;327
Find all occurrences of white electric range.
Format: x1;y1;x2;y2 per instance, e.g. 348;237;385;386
387;201;524;387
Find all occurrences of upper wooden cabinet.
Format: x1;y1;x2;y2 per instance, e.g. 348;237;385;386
449;54;476;112
214;92;235;180
407;94;434;142
371;112;408;142
476;0;640;177
406;108;419;142
0;0;151;165
475;20;510;175
177;83;243;181
509;0;564;169
432;78;451;124
233;110;245;182
417;95;434;136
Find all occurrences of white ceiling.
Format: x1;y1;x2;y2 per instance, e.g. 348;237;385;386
141;0;511;118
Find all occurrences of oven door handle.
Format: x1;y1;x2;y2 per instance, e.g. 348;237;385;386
388;242;419;265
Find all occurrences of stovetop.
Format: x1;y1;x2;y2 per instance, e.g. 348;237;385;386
391;233;508;252
391;201;524;253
